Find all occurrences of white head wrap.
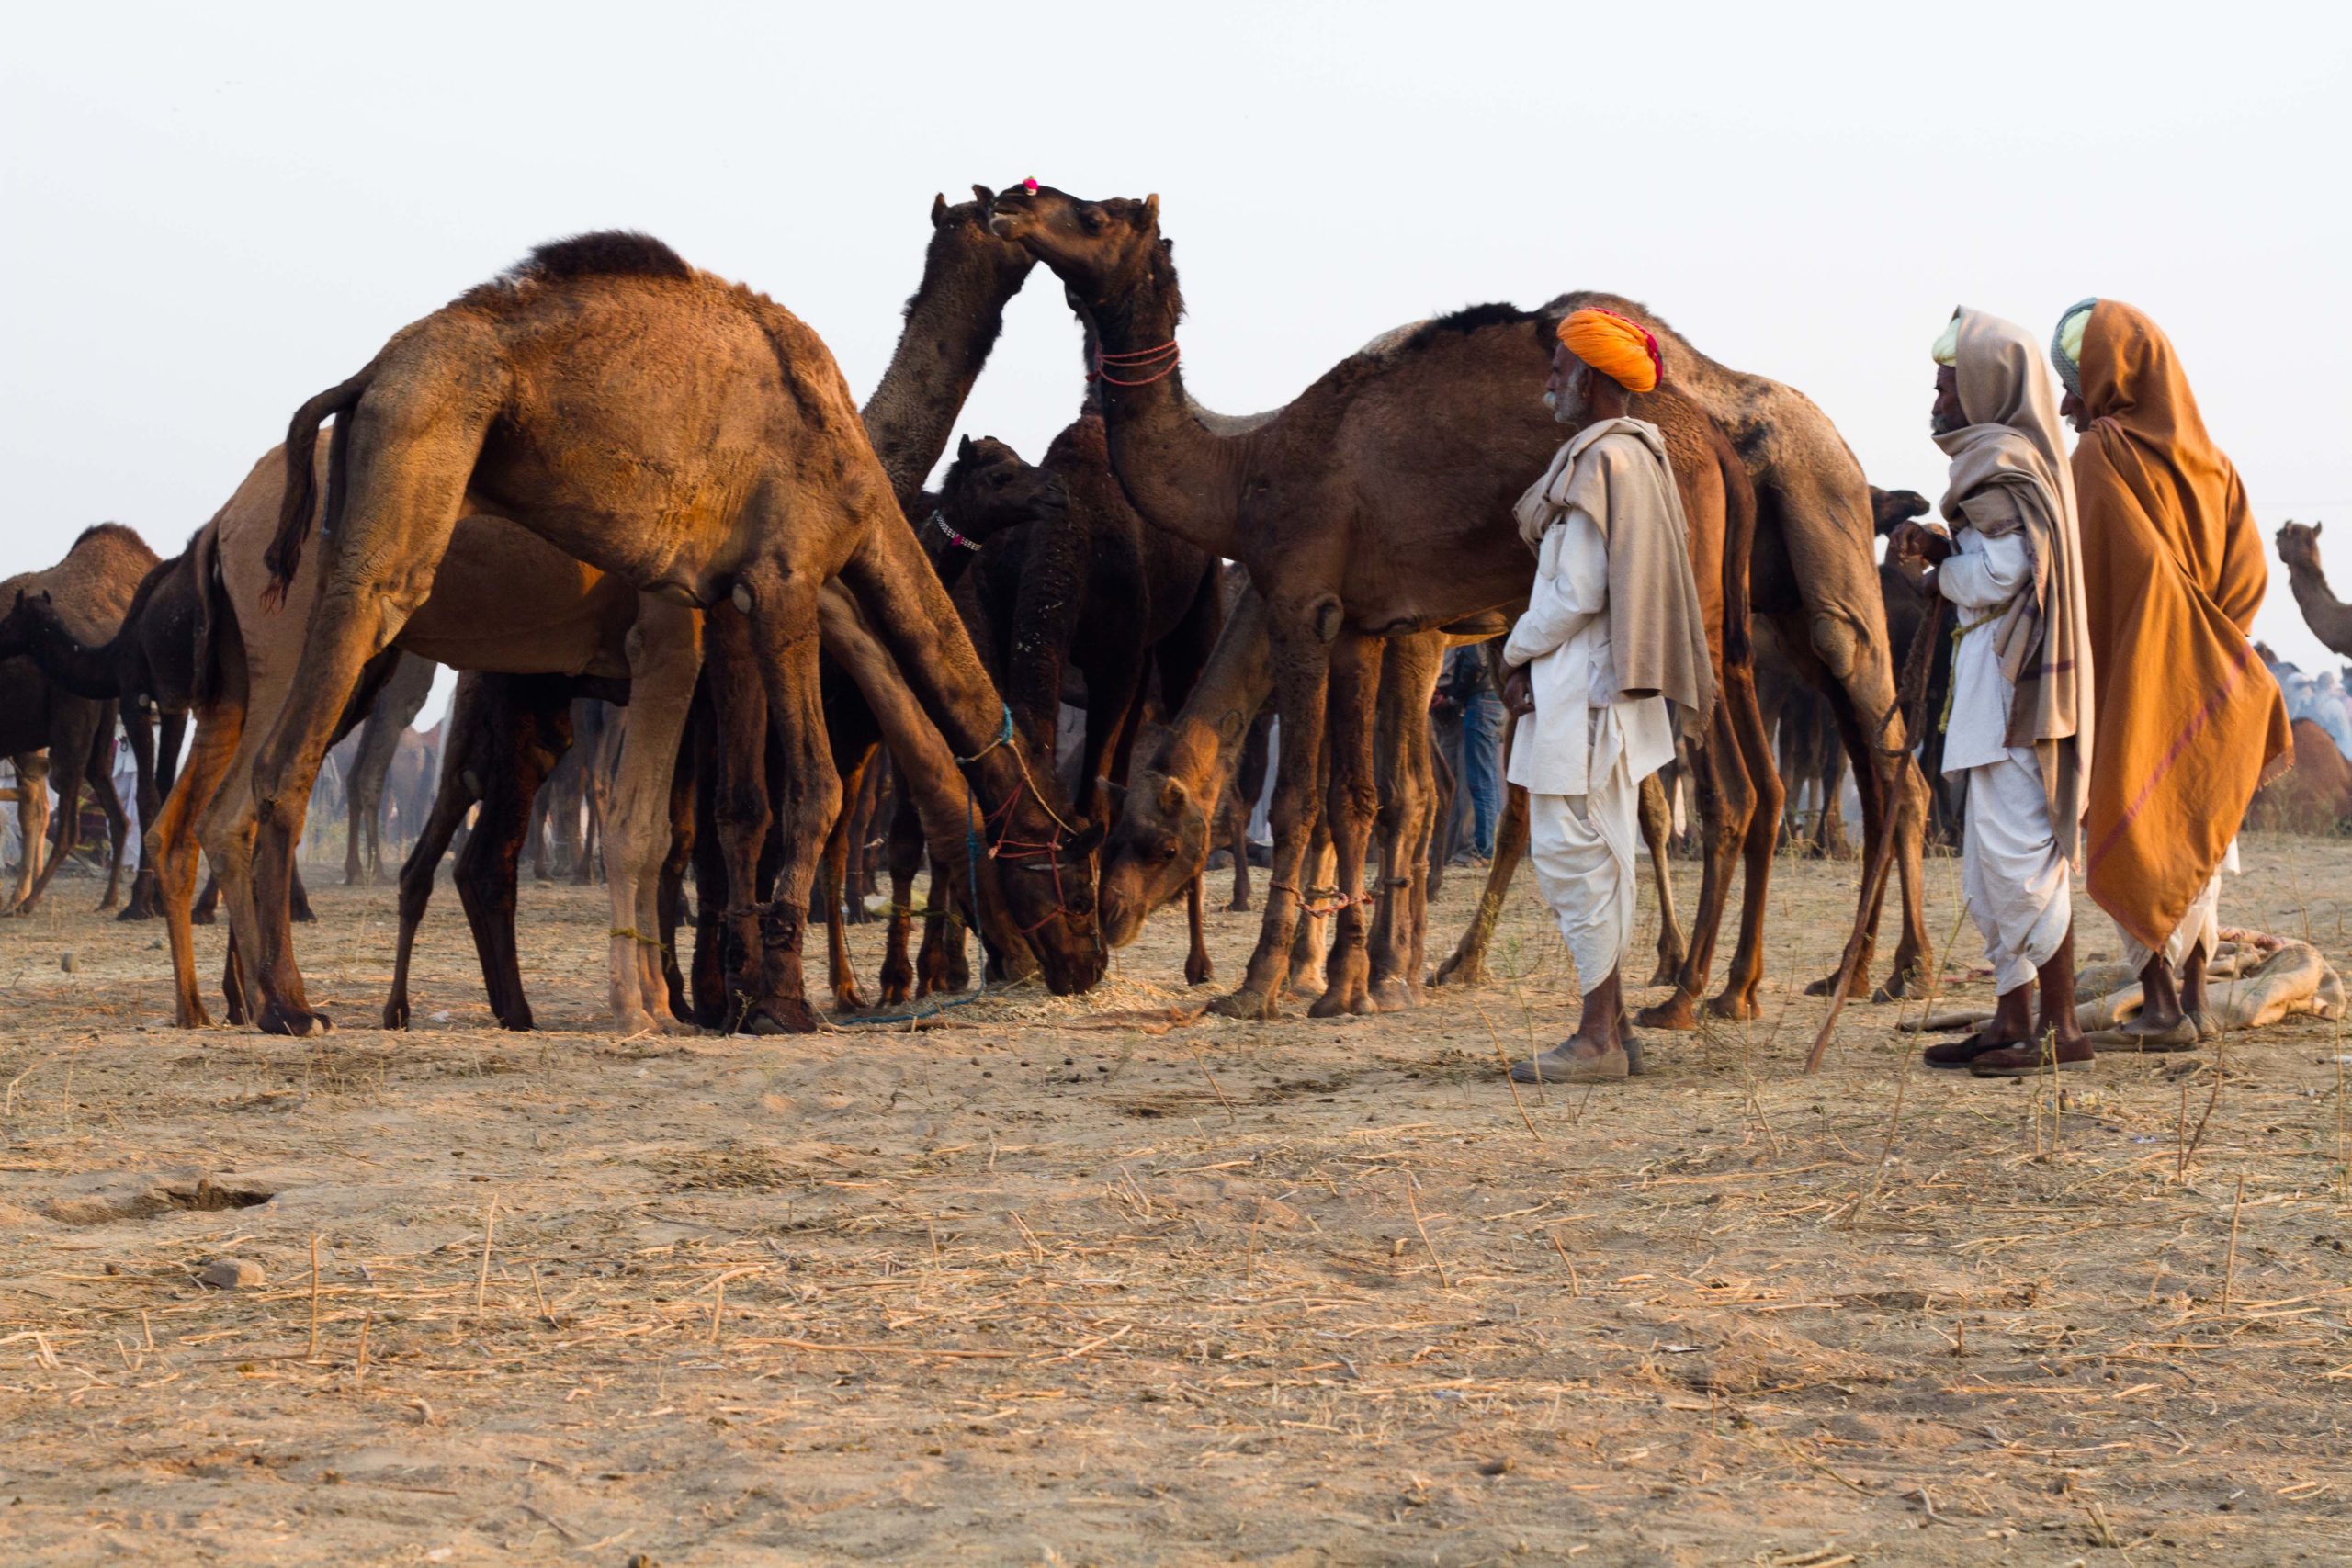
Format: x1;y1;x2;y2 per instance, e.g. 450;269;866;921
1930;312;1962;367
2051;298;2096;400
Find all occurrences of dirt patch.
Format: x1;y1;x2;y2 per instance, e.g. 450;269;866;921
0;838;2348;1563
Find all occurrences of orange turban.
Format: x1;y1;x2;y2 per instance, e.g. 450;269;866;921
1556;308;1661;393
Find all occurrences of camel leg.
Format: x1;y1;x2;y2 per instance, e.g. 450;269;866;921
657;730;695;1022
1228;711;1271;913
247;411;481;1036
1366;632;1441;1012
1211;609;1334;1021
389;676;488;1028
1640;773;1685;987
156;702;243;1028
1183;871;1213;986
819;746;873;1011
1430;779;1531;989
702;604;775;1031
598;600;701;1036
686;680;732;1027
1287;821;1335;996
877;782;921;1005
738;565;837;1035
16;706;101;916
1313;632;1384;1020
1640;703;1753;1032
1808;688;1931;1001
841;757;884;925
89;733;129;912
6;753;51;912
1707;656;1784;1021
119;708;165;920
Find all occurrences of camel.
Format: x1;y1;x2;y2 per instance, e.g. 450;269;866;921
2276;522;2352;657
529;696;614;884
2249;717;2352;834
1;525;154;914
246;230;1103;1037
0;539;202;919
335;653;435;885
989;185;1874;1026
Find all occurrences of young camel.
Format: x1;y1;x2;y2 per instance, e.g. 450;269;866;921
249;231;1103;1037
0;539;200;919
988;185;1854;1021
0;525;153;914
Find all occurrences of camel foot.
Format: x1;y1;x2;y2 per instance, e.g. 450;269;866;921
1804;964;1874;999
1226;897;1253;914
1368;976;1421;1013
497;1005;537;1032
1429;954;1489;989
1873;961;1932;1002
96;895;119;914
177;1005;214;1029
1184;953;1215;987
383;997;410;1030
737;998;819;1035
291;906;317;926
1704;989;1763;1021
1208;984;1281;1021
1308;978;1374;1019
116;901;157;922
256;999;334;1037
878;977;912;1007
1635;991;1700;1032
1645;954;1686;988
190;905;215;927
831;983;870;1013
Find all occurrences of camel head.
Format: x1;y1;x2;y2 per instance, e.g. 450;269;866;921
0;588;53;660
1870;487;1931;536
981;181;1165;312
939;435;1068;542
1098;768;1215;948
920;192;1037;310
2278;519;2324;576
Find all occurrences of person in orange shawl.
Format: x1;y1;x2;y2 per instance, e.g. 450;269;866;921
2051;299;2291;1048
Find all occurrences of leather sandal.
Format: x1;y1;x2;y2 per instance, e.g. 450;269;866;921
1969;1036;2096;1077
2086;1017;2199;1053
1922;1032;2005;1069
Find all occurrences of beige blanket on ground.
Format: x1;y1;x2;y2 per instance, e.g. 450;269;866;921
1901;930;2345;1034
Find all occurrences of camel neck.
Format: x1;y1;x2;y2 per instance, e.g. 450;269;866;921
2286;559;2352;654
861;245;1035;516
1083;288;1247;560
1157;586;1272;790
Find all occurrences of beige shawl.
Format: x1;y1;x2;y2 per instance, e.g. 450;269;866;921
1513;417;1715;739
1933;307;2095;861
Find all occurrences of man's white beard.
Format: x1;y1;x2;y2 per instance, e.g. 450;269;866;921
1546;367;1590;425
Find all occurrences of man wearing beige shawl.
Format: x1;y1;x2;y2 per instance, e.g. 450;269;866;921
1890;309;2095;1077
1502;310;1714;1085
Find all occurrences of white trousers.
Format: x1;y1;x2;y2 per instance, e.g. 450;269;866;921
1959;750;2071;994
2119;840;2235;971
1528;759;1639;996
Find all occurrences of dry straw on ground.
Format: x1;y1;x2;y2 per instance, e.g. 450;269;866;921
0;836;2346;1563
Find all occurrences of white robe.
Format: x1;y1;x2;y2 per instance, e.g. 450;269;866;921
1938;525;2071;993
1503;507;1673;989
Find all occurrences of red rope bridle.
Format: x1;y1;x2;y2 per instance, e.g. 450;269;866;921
1091;340;1182;388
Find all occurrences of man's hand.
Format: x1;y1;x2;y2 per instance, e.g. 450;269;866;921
1502;666;1535;717
1886;521;1953;567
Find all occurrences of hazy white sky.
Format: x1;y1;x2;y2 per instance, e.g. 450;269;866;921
5;1;2347;725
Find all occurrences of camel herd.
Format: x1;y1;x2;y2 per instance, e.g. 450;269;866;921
5;182;1965;1044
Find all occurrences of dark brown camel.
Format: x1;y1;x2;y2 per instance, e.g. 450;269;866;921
254;231;1103;1038
1;525;154;914
0;539;202;919
988;185;1861;1024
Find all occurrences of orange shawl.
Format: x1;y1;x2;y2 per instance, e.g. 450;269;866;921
2074;300;2290;951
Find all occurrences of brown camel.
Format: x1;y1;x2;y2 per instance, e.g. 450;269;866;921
2249;717;2352;833
1;525;154;914
249;231;1102;1037
383;195;1041;1032
337;653;435;885
2276;522;2352;656
988;185;1869;1024
0;538;201;919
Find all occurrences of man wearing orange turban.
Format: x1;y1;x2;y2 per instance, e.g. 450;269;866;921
2058;300;2290;1049
1500;310;1713;1084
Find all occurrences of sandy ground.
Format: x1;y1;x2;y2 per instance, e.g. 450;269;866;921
1;835;2348;1567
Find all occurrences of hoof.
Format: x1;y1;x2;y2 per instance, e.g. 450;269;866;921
383;999;410;1030
1226;898;1252;914
498;1007;537;1032
1368;978;1419;1013
190;907;216;927
1634;992;1699;1032
256;1000;333;1037
1804;965;1872;1000
116;904;156;923
1429;956;1488;989
1645;960;1685;988
1208;986;1279;1021
1184;957;1215;987
832;986;870;1013
1873;965;1931;1002
739;999;819;1035
1308;983;1374;1019
1703;990;1763;1021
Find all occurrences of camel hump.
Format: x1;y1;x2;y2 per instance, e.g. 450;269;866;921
514;231;693;285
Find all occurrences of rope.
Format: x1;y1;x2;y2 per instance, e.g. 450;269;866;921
1936;607;2005;737
1269;882;1363;918
1092;341;1182;388
609;926;669;952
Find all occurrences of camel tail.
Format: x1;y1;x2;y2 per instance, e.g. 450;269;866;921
265;369;373;607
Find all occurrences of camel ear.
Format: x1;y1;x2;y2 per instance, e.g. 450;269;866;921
1099;776;1126;805
2317;521;2325;538
971;184;996;208
1067;818;1107;858
1143;193;1160;226
932;193;949;227
958;434;974;459
1159;775;1189;816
